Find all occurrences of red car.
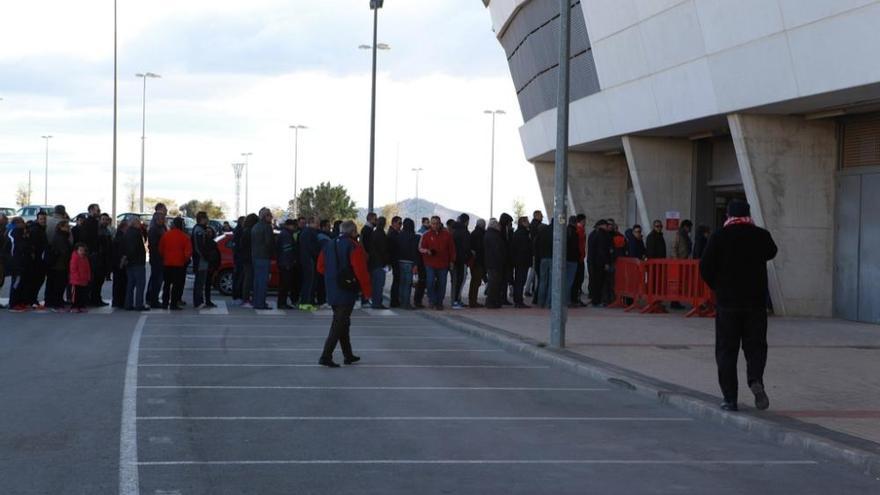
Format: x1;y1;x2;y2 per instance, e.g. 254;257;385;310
214;233;280;296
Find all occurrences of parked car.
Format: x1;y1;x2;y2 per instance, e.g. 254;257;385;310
117;212;153;225
0;207;16;217
16;205;54;222
213;233;280;296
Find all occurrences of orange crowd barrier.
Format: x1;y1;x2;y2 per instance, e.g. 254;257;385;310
608;257;647;311
606;258;715;318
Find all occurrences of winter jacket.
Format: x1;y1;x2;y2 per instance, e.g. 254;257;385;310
112;229;127;271
567;225;580;263
387;227;400;263
534;224;553;261
360;224;374;254
577;224;587;260
276;229;296;269
369;227;390;269
625;230;646;260
645;231;667;259
192;223;208;263
250;221;275;260
419;228;456;269
204;237;221;271
81;215;100;254
672;229;692;259
611;231;627;260
158;228;193;268
511;225;532;268
8;227;34;274
298;226;320;263
29;223;48;267
317;236;372;305
693;234;709;260
483;227;505;271
469;226;486;267
452;223;471;266
587;229;612;267
148;221;166;265
700;224;777;309
123;227;147;266
393;229;420;263
69;253;91;286
48;230;72;272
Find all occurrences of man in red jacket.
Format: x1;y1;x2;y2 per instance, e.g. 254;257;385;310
158;217;192;310
418;216;456;310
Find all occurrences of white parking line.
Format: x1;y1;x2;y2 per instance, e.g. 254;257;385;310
199;301;229;315
138;364;549;369
138;385;609;391
137;416;692;422
141;335;469;339
120;314;147;495
136;459;816;466
143;324;418;328
139;348;502;352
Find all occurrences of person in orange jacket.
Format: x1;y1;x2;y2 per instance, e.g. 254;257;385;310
158;217;192;310
68;243;92;313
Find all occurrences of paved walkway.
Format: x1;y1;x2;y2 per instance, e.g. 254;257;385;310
431;307;880;448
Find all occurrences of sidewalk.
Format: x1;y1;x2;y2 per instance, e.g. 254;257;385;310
430;306;880;448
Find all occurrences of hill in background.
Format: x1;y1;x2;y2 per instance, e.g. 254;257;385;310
357;198;480;224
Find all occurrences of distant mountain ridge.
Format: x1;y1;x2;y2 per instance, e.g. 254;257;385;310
357;198;480;223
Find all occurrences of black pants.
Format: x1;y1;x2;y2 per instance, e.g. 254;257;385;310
89;256;105;305
162;267;186;308
25;265;46;305
571;261;585;303
204;269;215;305
588;265;606;306
389;262;400;307
112;267;127;308
45;270;68;308
451;262;466;304
277;265;294;306
715;307;768;403
232;259;243;300
72;284;88;309
321;303;355;360
414;264;426;306
485;267;503;308
513;263;529;305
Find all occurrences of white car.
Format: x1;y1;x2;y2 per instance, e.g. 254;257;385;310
16;205;54;222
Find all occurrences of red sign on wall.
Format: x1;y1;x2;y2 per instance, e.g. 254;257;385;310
665;211;681;231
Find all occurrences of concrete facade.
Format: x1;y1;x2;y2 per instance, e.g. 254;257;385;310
483;0;880;320
567;152;629;228
622;136;693;245
729;114;837;317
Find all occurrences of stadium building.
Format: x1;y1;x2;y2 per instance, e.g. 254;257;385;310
481;0;880;323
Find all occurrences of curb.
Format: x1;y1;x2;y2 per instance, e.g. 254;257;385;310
419;311;880;478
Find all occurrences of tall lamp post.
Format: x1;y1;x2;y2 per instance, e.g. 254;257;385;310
241;152;253;214
41;135;52;205
483;109;505;219
289;124;307;214
411;167;423;220
136;72;161;213
232;163;245;219
362;0;387;214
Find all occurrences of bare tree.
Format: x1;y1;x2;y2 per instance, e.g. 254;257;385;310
15;183;30;207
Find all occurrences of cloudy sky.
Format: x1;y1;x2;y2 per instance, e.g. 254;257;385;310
0;0;543;219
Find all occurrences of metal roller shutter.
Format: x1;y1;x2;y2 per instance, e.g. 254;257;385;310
841;113;880;168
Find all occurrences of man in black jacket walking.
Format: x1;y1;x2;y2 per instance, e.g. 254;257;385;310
586;220;612;307
700;200;777;412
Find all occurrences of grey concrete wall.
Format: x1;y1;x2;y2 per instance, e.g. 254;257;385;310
567;152;629;228
532;161;555;216
728;113;837;317
533;154;629;227
622;136;694;246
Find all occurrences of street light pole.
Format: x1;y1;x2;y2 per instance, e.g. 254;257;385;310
241;152;253;214
483;110;505;219
232;163;245;219
365;0;385;214
41;135;52;205
112;0;117;225
289;125;307;214
550;0;572;348
411;167;423;220
136;71;161;213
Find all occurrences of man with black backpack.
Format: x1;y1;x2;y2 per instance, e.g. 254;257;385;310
316;220;372;368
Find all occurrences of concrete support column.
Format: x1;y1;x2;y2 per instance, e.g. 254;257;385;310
532;152;628;225
728;113;836;317
622;136;694;246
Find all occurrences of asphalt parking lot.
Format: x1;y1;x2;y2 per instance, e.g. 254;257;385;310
1;307;878;494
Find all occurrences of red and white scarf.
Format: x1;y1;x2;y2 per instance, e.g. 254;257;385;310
724;216;754;228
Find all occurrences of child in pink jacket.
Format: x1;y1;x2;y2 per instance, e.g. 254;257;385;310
69;243;92;313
